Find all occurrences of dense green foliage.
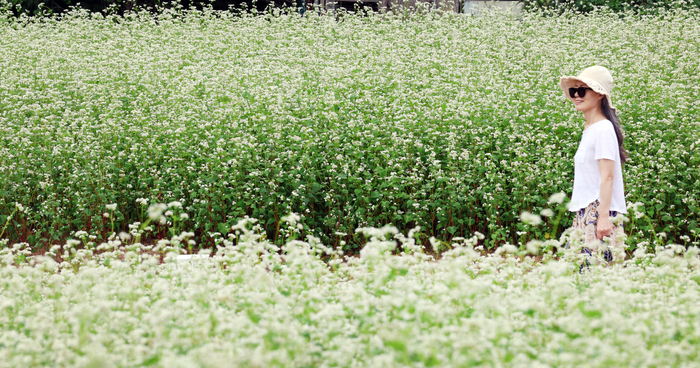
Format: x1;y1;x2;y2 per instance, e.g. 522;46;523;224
3;0;275;16
1;5;699;251
6;0;700;16
518;0;700;15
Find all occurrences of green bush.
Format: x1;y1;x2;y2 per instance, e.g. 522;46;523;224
519;0;700;14
518;0;700;15
2;0;272;17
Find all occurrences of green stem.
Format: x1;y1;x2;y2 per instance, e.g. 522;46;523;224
0;208;17;241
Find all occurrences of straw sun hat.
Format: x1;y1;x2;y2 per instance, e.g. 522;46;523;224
559;65;615;110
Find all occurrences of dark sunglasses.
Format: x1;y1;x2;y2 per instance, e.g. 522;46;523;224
569;87;593;98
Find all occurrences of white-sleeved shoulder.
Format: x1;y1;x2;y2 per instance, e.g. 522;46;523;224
594;121;618;161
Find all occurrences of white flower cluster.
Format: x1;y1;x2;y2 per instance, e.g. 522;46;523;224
1;223;699;366
520;211;542;226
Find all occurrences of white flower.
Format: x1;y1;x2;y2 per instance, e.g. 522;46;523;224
106;203;117;211
526;240;542;255
520;211;542;226
147;204;167;220
281;213;301;226
501;244;519;253
610;214;629;224
355;225;399;240
548;192;567;205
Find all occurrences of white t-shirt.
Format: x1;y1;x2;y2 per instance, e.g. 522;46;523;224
568;119;627;214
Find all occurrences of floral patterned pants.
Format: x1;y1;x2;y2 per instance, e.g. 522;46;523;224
569;199;626;262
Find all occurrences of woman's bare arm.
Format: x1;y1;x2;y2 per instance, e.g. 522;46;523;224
597;159;615;239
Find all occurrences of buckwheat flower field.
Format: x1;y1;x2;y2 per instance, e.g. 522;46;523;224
1;2;698;250
2;2;700;366
3;216;700;367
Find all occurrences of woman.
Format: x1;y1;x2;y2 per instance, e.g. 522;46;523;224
560;65;629;263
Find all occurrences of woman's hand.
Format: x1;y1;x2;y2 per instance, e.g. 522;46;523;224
597;216;613;240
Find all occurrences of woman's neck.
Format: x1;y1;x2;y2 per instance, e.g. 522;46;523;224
583;107;607;129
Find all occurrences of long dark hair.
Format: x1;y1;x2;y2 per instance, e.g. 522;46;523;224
600;97;630;165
